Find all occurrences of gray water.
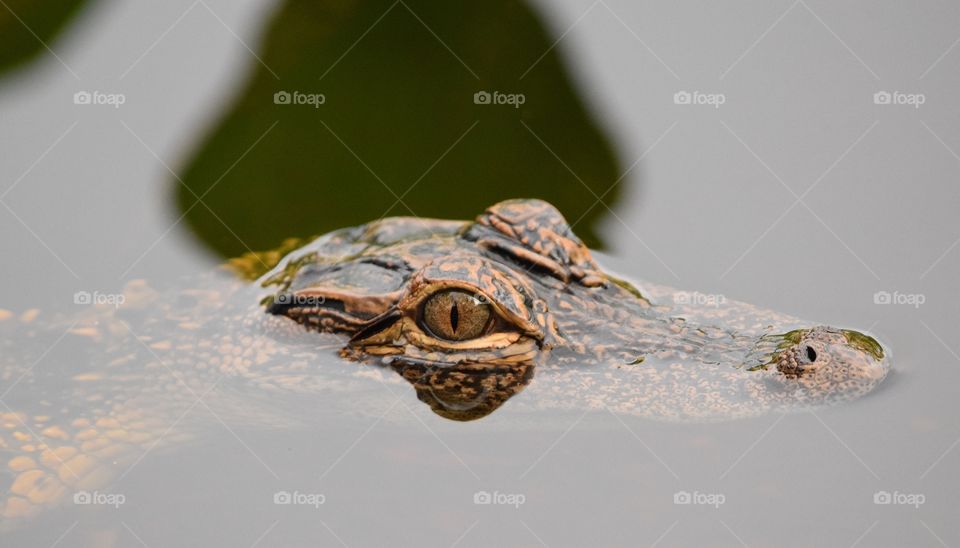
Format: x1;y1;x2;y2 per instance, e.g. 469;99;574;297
2;0;959;546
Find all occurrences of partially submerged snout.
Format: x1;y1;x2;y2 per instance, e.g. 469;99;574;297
746;326;889;406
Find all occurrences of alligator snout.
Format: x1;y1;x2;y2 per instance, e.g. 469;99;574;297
745;326;889;405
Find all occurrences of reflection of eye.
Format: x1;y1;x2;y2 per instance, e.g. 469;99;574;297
421;290;491;341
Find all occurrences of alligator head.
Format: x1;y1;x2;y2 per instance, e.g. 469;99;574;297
260;199;889;421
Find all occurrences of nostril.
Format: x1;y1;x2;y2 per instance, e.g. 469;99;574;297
805;345;818;362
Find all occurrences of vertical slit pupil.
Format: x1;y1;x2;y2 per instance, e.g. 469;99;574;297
450;303;459;333
805;346;817;362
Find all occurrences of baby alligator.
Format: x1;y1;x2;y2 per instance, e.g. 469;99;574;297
0;199;888;524
261;198;889;421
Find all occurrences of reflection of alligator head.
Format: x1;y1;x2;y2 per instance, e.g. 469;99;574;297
394;362;534;421
261;198;890;420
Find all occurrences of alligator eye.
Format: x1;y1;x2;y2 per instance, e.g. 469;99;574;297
421;290;491;341
805;345;817;363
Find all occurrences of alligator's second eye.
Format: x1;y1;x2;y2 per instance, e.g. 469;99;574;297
421;290;492;341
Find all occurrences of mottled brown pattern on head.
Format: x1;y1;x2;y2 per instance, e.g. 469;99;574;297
256;199;890;422
473;199;605;287
409;256;537;330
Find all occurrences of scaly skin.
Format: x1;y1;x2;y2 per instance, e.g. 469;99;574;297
0;199;889;525
262;199;888;421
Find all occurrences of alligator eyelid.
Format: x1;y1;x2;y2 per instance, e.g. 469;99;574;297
350;310;402;343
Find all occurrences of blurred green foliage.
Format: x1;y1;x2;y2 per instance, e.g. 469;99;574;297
176;0;623;257
0;0;88;75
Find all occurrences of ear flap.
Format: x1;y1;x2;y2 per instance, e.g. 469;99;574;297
466;199;605;287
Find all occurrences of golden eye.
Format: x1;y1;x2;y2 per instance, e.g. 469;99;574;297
421;290;492;341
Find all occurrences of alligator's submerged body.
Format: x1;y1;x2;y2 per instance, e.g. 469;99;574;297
0;199;889;524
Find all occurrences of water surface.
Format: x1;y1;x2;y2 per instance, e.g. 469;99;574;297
1;0;959;546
